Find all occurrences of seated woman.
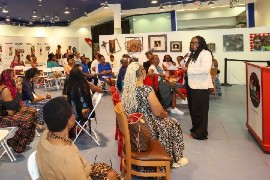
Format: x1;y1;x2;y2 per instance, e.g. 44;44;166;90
149;55;185;115
36;97;122;180
116;58;129;91
122;62;188;168
66;66;103;136
22;68;51;126
98;54;115;87
47;53;59;68
0;69;37;153
30;56;39;68
211;56;222;96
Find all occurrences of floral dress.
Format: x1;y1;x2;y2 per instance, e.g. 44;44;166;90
133;85;185;164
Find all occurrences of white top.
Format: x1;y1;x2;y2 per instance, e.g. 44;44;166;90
187;50;213;89
90;59;99;74
162;62;173;77
149;64;163;81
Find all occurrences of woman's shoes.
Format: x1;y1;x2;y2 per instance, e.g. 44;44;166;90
171;157;189;168
177;157;189;167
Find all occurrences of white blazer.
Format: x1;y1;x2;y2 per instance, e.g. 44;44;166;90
187;50;213;89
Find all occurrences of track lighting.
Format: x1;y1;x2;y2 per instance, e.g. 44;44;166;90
64;6;70;14
151;0;158;4
208;0;214;7
32;10;37;18
159;5;164;10
101;1;109;9
38;0;43;7
2;5;8;13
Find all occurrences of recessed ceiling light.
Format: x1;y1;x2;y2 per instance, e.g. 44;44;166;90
32;10;37;18
64;6;70;14
2;5;8;13
151;0;158;4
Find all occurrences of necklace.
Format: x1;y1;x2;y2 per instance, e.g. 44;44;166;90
50;133;72;145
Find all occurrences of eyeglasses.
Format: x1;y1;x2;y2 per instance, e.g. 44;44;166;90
190;42;199;45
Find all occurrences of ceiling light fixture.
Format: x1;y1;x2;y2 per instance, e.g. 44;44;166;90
83;12;88;17
6;16;10;22
101;1;109;9
208;0;214;7
32;10;37;18
151;0;158;4
159;4;164;10
2;5;8;13
38;0;43;7
64;6;70;14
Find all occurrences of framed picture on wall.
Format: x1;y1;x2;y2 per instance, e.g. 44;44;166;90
170;41;182;52
250;33;270;51
223;34;244;51
108;38;121;55
207;43;216;52
125;37;143;53
148;34;167;52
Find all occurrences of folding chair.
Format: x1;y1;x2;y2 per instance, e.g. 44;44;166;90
27;151;40;180
51;67;66;90
73;93;103;145
0;127;18;162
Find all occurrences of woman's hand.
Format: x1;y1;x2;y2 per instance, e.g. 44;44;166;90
45;93;51;99
159;110;168;118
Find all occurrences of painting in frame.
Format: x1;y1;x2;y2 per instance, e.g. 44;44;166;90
148;34;167;52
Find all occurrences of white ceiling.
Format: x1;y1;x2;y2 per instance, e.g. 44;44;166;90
70;0;256;27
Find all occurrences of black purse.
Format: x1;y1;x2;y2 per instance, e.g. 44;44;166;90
128;113;151;152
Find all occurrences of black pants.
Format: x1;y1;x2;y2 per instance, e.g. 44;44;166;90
87;76;98;86
189;88;209;139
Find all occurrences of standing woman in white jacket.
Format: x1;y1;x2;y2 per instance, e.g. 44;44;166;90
183;36;213;140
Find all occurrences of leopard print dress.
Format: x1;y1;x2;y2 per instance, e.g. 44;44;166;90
134;85;185;164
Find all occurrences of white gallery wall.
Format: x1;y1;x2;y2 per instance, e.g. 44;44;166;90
100;26;270;85
0;25;92;72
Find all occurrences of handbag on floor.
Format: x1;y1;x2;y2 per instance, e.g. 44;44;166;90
128;113;151;152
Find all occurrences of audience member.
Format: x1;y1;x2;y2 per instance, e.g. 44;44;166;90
31;56;38;68
116;58;128;91
10;54;24;69
47;53;59;68
36;97;122;180
143;51;153;74
22;68;51;126
149;55;185;115
0;69;37;153
74;52;81;64
122;62;188;168
98;54;114;87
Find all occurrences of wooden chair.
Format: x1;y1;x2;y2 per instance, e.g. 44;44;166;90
114;103;171;180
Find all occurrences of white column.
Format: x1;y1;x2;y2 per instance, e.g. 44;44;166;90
112;4;122;34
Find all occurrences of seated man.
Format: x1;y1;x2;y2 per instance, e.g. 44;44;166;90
98;54;115;87
36;97;122;180
116;58;129;91
81;56;98;86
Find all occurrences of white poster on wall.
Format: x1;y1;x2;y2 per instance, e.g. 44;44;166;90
5;43;14;58
247;65;262;140
25;43;32;56
37;43;42;56
15;43;24;58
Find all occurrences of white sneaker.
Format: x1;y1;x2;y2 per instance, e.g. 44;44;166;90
171;163;181;168
177;157;189;167
181;99;188;105
171;108;184;115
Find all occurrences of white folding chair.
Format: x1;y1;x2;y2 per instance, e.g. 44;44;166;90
38;67;56;90
73;93;103;145
27;151;40;180
0;127;18;162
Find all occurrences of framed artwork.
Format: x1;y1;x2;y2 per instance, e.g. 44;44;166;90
223;34;244;52
103;38;121;56
148;34;167;52
5;43;14;58
250;33;270;51
125;37;143;53
207;43;216;52
170;41;182;52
